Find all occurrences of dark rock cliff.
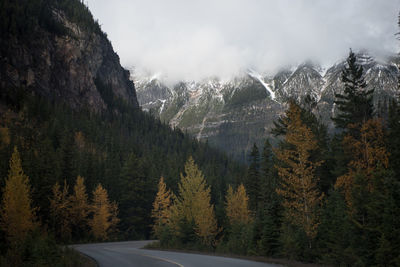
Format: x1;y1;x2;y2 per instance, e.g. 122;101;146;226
0;2;138;112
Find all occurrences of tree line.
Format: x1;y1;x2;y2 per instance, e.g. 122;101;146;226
151;50;400;266
2;147;119;244
0;72;244;266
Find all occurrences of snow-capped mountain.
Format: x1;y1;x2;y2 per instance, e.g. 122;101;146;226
133;53;399;161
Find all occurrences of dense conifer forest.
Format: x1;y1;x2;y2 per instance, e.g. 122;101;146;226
0;0;400;266
151;51;400;266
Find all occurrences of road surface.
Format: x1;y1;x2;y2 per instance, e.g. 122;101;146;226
72;241;280;267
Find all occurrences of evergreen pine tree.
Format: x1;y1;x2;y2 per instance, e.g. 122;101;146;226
246;143;260;212
59;131;76;185
259;139;281;255
260;140;276;206
30;137;57;221
318;190;353;265
118;153;149;239
333;50;374;134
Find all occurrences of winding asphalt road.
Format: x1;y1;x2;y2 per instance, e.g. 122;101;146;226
72;241;280;267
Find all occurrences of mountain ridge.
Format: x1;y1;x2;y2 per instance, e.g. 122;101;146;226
134;53;399;160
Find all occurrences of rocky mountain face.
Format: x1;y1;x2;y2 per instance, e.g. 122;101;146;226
134;54;399;161
0;5;138;112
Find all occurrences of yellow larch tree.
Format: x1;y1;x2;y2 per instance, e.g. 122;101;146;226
173;157;219;246
152;176;172;238
193;185;219;246
167;196;180;233
69;175;90;234
0;147;36;244
50;180;71;241
225;184;252;225
89;184;119;241
0;126;10;149
275;102;324;245
335;119;389;210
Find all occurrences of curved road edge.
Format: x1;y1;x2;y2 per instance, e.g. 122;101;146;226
72;240;281;267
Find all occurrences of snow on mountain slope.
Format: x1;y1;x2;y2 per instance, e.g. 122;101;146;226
247;69;277;101
133;54;398;160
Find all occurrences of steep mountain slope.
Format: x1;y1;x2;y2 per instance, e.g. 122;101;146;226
0;0;244;241
0;0;138;111
135;54;399;160
135;73;282;160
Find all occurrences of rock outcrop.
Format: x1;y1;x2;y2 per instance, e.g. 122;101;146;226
0;6;138;112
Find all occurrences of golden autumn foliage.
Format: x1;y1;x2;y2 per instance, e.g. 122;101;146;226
49;178;119;241
335;119;389;209
89;184;119;241
225;184;252;225
0;147;36;244
0;127;10;149
172;157;219;246
74;131;86;150
69;175;89;230
50;180;72;240
167;197;181;234
192;186;219;246
152;176;172;237
275;102;324;241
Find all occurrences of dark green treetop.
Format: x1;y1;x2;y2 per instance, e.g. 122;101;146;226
333;50;374;132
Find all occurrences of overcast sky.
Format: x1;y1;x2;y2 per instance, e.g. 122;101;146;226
86;0;400;83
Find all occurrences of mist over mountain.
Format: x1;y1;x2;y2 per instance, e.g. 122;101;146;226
134;52;399;160
87;0;399;85
1;0;400;265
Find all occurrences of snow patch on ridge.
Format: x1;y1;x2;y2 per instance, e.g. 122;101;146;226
247;69;278;102
159;99;166;114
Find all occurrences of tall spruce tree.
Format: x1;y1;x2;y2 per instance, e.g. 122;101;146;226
259;139;281;255
333;50;374;134
59;130;76;186
118;153;149;239
246;144;260;212
261;140;275;205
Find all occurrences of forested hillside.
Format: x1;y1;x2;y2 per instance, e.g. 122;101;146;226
0;0;244;265
150;51;400;266
1;0;399;266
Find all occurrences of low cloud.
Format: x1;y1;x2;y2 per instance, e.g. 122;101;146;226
87;0;399;83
